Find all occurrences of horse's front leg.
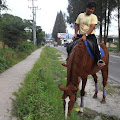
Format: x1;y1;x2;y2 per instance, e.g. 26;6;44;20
92;74;98;98
78;77;87;115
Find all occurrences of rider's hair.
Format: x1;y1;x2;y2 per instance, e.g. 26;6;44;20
87;1;96;9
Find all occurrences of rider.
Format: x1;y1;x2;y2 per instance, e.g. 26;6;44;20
62;1;105;68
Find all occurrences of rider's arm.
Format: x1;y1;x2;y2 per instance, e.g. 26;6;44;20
82;24;96;41
72;24;79;40
75;23;79;35
86;24;96;35
86;14;97;35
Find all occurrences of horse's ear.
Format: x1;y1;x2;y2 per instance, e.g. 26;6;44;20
69;85;78;92
58;85;68;91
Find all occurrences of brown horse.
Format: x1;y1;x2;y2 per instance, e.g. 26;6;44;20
58;39;109;118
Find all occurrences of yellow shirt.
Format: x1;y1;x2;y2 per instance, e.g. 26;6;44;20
75;13;98;35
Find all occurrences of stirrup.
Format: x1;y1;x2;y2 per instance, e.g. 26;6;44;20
97;60;105;67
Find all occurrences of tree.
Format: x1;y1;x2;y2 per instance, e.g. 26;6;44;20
102;0;117;44
116;0;120;51
67;0;117;43
67;0;105;41
67;0;87;28
36;26;45;45
0;14;27;49
0;0;8;12
23;19;33;41
0;0;2;5
52;11;66;42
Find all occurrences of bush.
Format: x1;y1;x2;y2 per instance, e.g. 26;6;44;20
17;42;37;54
0;42;38;73
0;48;16;72
113;42;119;47
0;57;7;72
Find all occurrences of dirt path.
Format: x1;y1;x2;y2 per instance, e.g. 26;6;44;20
0;47;44;120
59;50;120;119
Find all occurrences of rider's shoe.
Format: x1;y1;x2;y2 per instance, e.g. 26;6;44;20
97;60;105;68
61;63;67;67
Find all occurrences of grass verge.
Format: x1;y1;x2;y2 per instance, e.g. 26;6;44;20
12;46;119;120
12;46;66;120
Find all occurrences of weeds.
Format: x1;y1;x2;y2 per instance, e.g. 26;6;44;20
12;46;66;120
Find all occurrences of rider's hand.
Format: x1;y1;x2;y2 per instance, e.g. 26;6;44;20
82;35;86;41
72;34;77;41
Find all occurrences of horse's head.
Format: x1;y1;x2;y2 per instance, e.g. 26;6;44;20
58;84;78;118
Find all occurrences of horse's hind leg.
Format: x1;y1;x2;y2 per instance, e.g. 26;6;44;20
101;65;108;103
92;74;98;98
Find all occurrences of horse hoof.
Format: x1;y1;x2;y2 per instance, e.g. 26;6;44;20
101;97;106;104
93;94;97;99
78;111;83;116
101;99;106;104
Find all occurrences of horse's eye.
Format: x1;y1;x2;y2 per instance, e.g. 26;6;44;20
68;95;70;97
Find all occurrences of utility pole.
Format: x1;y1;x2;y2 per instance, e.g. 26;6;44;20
28;0;40;45
118;0;120;51
0;0;2;16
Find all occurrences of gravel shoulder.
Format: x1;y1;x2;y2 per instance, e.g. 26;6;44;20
77;73;120;118
0;47;44;120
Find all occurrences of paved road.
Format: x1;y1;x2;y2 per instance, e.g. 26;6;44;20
109;55;120;82
56;46;120;83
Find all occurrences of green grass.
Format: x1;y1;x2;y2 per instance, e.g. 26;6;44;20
12;46;66;120
12;46;119;120
106;42;119;52
0;42;38;73
107;47;118;51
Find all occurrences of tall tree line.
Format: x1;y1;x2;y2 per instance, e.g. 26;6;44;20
0;13;45;49
67;0;118;46
95;0;117;44
116;0;120;51
0;0;8;13
0;1;45;48
52;11;66;43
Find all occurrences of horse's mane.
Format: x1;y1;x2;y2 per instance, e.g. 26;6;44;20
67;40;88;86
76;41;86;56
74;40;87;66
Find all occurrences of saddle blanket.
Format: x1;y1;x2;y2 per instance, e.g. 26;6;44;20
84;40;104;58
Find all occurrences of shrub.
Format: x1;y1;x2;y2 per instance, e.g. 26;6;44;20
0;57;7;72
0;48;17;72
17;42;37;54
0;42;38;73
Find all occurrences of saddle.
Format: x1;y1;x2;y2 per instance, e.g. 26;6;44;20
66;38;104;58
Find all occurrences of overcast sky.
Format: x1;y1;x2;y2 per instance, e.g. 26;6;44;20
2;0;118;36
3;0;74;34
